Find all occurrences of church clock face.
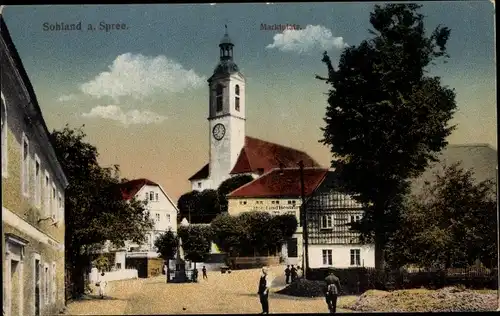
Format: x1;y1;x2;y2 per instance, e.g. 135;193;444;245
213;123;226;140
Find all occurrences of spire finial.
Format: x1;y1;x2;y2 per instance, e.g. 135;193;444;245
224;24;228;34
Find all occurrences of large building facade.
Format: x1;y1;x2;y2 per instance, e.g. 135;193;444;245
1;14;69;316
226;168;375;268
188;28;320;191
99;179;179;277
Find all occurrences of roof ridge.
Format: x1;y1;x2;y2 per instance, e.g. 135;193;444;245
246;135;310;155
447;143;493;148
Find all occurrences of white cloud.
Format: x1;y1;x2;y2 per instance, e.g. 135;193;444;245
58;94;78;102
266;25;348;54
82;105;167;126
80;53;206;101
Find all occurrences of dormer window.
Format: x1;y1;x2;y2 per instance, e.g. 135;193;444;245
149;191;154;201
235;85;240;111
216;84;223;112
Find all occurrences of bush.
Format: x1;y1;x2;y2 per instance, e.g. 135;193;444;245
276;279;325;297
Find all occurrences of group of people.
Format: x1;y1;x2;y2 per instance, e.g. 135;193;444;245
257;266;342;314
191;265;209;282
283;265;299;284
163;263;209;282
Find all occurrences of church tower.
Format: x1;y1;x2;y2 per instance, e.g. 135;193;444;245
207;25;246;189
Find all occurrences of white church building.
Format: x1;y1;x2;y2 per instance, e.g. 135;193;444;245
188;26;320;191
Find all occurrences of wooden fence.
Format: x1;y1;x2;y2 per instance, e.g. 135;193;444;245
307;267;498;294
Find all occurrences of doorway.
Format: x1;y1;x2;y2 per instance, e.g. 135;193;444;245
34;258;41;316
287;238;298;258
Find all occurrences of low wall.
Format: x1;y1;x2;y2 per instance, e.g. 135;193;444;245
147;258;164;278
89;268;138;283
228;256;280;270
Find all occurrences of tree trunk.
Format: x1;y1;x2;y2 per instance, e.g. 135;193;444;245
374;231;386;270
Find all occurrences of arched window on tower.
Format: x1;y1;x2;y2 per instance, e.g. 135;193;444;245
216;84;223;112
235;85;240;112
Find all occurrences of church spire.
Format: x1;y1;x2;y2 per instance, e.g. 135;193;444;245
219;24;234;61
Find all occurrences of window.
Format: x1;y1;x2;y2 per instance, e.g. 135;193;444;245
271;201;275;204
1;93;7;176
51;262;56;303
350;215;361;223
149;191;154;201
235;84;240;111
321;215;333;229
322;249;333;265
116;263;122;270
197;182;201;188
166;214;171;223
34;155;41;207
58;192;64;221
155;193;159;201
350;249;361;266
51;183;57;220
216;84;223;112
155;213;160;222
288;200;292;205
21;133;30;196
275;200;279;204
44;172;50;216
145;192;148;201
292;200;296;204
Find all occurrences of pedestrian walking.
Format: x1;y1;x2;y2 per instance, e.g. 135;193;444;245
324;267;342;313
192;268;199;282
97;272;108;299
257;267;273;314
284;265;291;284
164;263;168;283
202;265;208;280
290;265;297;282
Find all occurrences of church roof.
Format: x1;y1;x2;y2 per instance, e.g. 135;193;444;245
230;136;321;174
188;136;322;181
119;178;159;200
227;168;330;198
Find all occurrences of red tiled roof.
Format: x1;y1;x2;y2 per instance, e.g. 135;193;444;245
188;136;321;180
120;178;159;200
230;137;321;174
227;168;329;198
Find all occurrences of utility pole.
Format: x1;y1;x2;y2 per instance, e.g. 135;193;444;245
298;160;309;279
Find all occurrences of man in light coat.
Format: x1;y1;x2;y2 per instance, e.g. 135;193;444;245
98;272;108;299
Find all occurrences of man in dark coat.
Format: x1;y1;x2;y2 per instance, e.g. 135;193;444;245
202;265;208;280
290;265;297;282
257;267;273;314
324;267;342;313
284;265;291;284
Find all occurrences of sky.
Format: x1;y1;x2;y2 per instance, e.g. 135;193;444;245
2;2;496;202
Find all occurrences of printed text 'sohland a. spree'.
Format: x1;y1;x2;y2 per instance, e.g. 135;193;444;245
42;22;129;32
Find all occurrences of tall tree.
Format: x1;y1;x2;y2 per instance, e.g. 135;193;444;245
386;163;497;269
50;125;154;298
178;225;213;268
155;229;179;269
177;189;222;224
217;175;255;212
210;213;247;256
317;3;456;269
